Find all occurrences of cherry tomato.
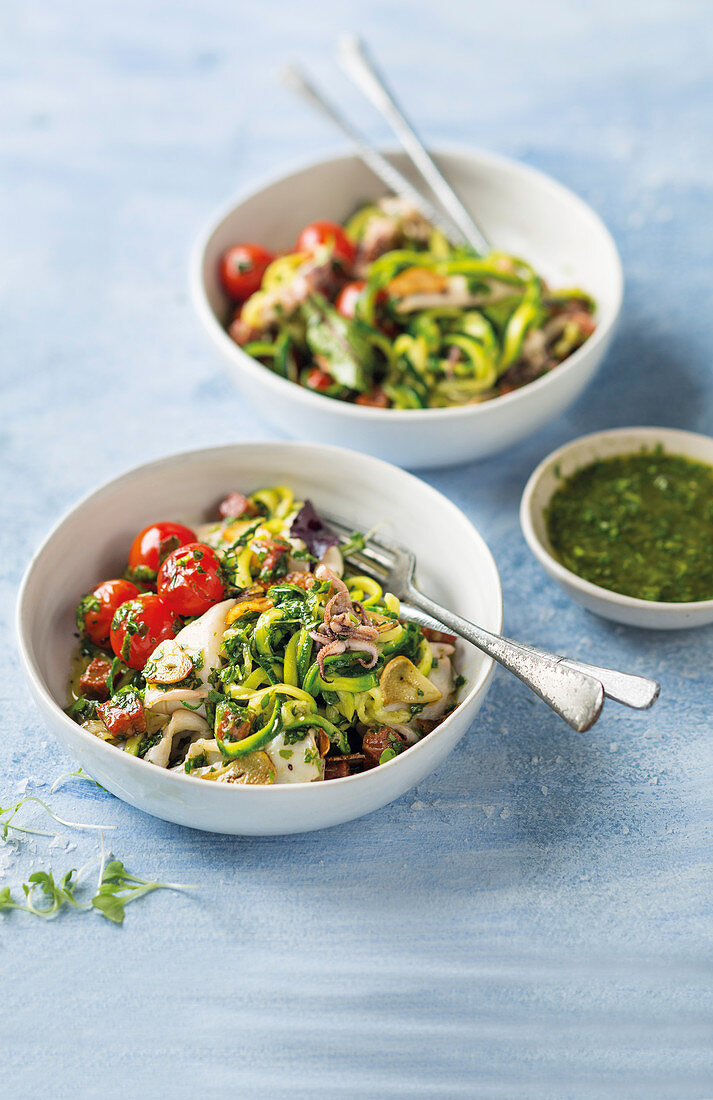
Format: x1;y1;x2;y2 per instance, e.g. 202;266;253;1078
157;542;225;616
296;221;356;265
304;367;335;392
110;594;180;670
219;244;274;302
128;522;196;580
335;280;366;319
76;579;140;647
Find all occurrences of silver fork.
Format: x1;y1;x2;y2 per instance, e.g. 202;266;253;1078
337;35;491;254
281;64;468;246
326;517;660;732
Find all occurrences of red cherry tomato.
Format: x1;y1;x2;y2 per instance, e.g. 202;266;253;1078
157;542;225;616
76;579;140;647
305;367;335;392
296;221;356;265
110;594;180;670
219;244;274;302
335;280;366;319
128;522;196;580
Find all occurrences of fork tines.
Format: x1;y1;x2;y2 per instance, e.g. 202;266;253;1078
323;514;397;576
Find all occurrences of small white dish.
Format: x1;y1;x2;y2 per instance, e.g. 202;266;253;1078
16;442;502;835
191;145;623;469
520;427;713;629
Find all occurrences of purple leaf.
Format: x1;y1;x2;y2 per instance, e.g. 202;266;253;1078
290;501;338;559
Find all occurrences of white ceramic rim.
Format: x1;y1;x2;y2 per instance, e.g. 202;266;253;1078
16;441;503;796
189;143;623;424
520;426;713;614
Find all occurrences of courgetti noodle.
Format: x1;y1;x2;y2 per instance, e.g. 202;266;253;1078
67;487;462;785
220;197;596;409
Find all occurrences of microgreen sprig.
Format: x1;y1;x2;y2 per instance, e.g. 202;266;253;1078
1;781;194;925
49;767;106;794
0;796;115;841
91;860;194;925
0;845;193;924
0;868;90;918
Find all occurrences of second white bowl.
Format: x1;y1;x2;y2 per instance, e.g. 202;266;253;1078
191;146;623;469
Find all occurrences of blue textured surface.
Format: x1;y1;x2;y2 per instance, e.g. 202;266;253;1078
3;2;713;1096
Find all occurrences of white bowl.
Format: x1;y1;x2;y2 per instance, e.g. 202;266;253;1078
191;145;623;469
520;427;713;629
16;442;502;835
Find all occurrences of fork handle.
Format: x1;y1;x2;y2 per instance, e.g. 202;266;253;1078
402;602;659;709
509;645;660;710
338;36;491;254
406;589;604;732
281;66;464;243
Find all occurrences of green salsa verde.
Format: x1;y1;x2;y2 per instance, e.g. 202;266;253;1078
545;448;713;603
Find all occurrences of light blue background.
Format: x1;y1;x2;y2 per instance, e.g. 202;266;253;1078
2;2;712;1096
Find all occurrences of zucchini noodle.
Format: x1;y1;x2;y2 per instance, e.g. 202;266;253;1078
346;575;383;605
225;197;596;409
